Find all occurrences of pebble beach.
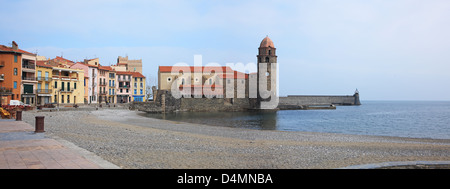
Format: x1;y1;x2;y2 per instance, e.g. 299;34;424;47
21;108;450;169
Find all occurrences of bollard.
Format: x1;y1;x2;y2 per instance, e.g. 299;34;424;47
35;116;45;133
16;111;22;121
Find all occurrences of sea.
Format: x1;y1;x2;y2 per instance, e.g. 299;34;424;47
142;101;450;140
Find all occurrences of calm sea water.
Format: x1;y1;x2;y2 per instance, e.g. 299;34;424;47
143;101;450;139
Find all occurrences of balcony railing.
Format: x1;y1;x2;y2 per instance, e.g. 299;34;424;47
37;89;52;94
22;77;36;81
36;77;51;82
22;64;35;69
99;82;107;86
118;77;131;81
59;89;74;93
0;87;13;94
118;85;130;88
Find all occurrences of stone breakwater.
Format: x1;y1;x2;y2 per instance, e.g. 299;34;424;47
22;109;450;169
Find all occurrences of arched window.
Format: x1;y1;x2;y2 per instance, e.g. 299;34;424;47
268;50;271;55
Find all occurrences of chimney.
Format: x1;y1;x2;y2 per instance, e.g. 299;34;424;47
12;41;18;50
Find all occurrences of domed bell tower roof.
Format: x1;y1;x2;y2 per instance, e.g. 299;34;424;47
260;36;275;48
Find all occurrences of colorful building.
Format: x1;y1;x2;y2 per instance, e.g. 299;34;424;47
35;61;53;105
131;72;146;102
51;66;84;105
0;41;36;105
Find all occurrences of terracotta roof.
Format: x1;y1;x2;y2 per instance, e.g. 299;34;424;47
159;66;234;73
0;45;36;55
260;36;275;48
99;66;113;71
116;71;145;78
36;60;53;69
53;56;74;63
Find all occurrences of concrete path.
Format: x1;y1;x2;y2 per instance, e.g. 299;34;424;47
0;119;120;169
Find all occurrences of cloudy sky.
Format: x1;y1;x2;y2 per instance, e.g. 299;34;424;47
1;0;449;100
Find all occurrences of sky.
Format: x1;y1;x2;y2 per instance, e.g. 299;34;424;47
1;0;449;101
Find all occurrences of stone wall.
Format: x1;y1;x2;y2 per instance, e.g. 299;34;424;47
279;94;360;106
180;98;251;112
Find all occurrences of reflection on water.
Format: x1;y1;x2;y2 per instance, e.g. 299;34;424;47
142;111;279;130
140;101;450;139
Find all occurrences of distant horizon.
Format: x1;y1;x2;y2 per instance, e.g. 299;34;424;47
1;0;449;101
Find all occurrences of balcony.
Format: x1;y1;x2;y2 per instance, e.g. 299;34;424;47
22;64;35;69
36;77;51;82
59;89;74;93
118;77;131;81
37;89;52;94
22;64;36;73
118;85;130;89
100;91;108;95
0;87;12;94
99;82;107;86
52;76;78;81
22;77;37;82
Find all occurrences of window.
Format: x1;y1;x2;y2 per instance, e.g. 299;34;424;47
140;78;142;82
14;68;17;75
167;77;172;82
14;55;18;63
268;50;271;55
209;79;212;85
140;83;143;88
134;89;137;95
67;95;70;103
37;71;42;80
265;57;269;62
74;82;77;89
61;82;65;91
140;89;143;95
55;81;58;88
67;82;70;91
61;95;64;103
13;81;17;89
135;77;137;82
134;83;137;87
45;72;49;81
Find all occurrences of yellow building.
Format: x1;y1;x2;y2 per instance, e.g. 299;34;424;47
51;66;84;105
131;72;146;102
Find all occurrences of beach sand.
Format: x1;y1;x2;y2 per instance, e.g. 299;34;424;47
22;108;450;169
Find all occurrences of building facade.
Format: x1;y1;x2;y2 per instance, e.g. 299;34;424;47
116;71;132;103
131;72;146;102
0;41;36;105
51;66;84;105
35;61;53;105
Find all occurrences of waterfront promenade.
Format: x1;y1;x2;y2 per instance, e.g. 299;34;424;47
0;119;119;169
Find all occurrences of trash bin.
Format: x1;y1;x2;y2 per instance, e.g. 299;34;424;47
35;116;45;133
16;111;22;121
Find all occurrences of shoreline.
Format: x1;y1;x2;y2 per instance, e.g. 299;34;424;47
22;108;450;169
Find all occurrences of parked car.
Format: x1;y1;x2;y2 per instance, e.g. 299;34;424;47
9;100;30;107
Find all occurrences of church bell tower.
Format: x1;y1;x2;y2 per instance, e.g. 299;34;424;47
256;36;278;109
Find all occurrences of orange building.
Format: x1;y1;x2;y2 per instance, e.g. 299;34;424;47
0;41;35;105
